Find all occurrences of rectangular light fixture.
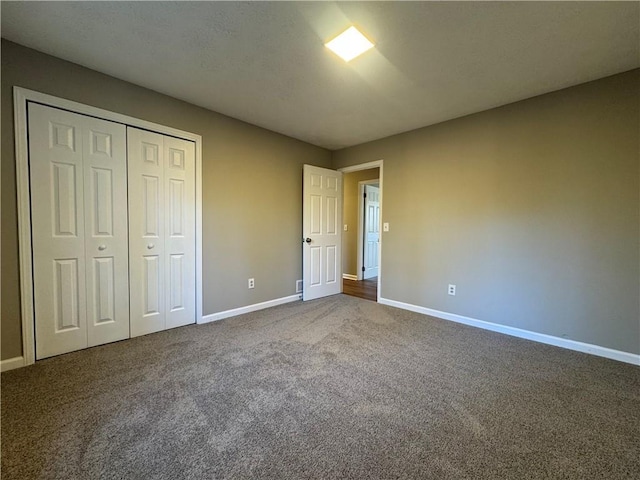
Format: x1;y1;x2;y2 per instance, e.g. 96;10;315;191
325;26;374;62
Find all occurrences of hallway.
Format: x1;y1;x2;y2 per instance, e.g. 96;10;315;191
342;277;377;302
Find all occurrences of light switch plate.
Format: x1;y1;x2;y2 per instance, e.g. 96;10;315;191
383;222;389;232
344;224;348;231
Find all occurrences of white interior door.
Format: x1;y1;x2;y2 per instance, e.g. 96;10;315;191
163;136;196;329
29;103;129;359
302;165;342;301
83;113;130;347
363;185;380;279
128;129;165;336
128;127;195;336
30;105;87;358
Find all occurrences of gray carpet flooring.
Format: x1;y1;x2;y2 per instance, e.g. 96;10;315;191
2;294;639;479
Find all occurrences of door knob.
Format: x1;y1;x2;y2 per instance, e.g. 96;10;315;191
305;238;312;244
147;243;155;249
98;245;106;251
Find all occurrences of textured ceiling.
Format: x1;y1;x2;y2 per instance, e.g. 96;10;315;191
2;1;638;150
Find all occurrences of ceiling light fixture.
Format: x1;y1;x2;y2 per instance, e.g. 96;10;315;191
325;26;374;62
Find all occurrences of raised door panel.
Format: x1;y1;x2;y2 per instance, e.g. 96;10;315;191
324;188;339;288
168;180;184;237
128;127;165;337
310;195;322;235
29;104;88;359
54;259;81;331
83;118;129;347
164;137;196;329
52;163;79;236
169;254;185;311
90;168;114;236
310;246;322;287
143;255;162;315
326;245;337;284
92;257;115;324
142;175;161;237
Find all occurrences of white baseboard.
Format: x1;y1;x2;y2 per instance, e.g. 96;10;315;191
378;297;640;366
342;274;358;281
200;294;301;324
1;356;25;372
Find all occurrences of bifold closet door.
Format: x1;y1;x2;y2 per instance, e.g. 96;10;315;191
29;103;129;359
127;127;196;336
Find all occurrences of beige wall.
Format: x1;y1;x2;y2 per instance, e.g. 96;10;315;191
333;70;640;355
3;40;638;360
1;40;332;360
342;168;379;276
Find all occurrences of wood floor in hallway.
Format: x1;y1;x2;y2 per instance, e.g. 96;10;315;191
342;277;377;302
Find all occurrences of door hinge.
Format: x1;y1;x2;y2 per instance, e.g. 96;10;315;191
364;193;367;198
362;266;365;272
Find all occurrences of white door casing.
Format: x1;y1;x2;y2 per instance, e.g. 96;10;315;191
363;184;380;279
127;127;196;336
302;165;343;301
341;161;383;301
29;103;129;359
355;178;380;282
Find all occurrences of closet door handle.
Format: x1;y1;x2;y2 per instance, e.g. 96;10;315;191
147;243;155;250
98;245;106;251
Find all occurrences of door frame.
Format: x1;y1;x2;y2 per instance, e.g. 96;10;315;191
13;87;204;366
357;180;380;281
338;160;383;301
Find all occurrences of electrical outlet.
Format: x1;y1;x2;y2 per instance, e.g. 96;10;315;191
248;278;255;289
383;222;389;232
296;279;303;293
448;284;456;296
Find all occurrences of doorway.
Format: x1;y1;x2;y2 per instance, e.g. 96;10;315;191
338;162;383;302
14;87;203;366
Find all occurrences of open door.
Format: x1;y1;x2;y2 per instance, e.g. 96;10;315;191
303;165;343;301
363;184;380;279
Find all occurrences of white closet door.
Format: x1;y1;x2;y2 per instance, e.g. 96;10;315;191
128;128;195;336
30;105;87;358
29;104;128;359
164;136;196;329
83;116;130;347
128;129;166;336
